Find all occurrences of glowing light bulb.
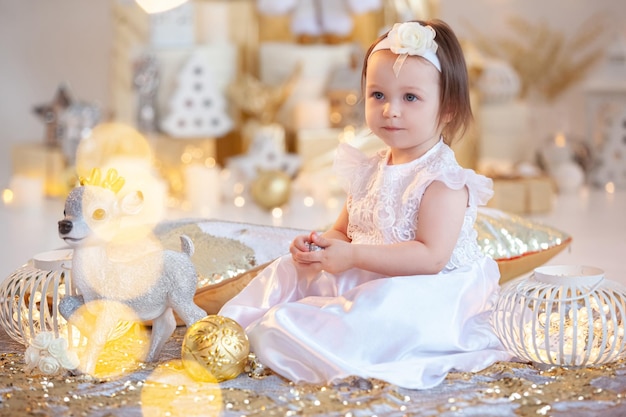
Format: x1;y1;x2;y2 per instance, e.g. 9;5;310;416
271;207;283;219
234;196;245;208
2;189;14;205
554;132;566;147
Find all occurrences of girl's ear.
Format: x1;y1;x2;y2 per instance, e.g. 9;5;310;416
441;109;454;125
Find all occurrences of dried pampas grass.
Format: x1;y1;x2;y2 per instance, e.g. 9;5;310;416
466;15;606;101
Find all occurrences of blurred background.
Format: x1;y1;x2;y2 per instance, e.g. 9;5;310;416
0;0;626;194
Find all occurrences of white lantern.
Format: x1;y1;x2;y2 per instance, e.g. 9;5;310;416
0;250;131;347
493;265;626;367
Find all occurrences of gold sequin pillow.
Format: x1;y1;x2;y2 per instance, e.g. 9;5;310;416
476;207;571;283
159;212;570;316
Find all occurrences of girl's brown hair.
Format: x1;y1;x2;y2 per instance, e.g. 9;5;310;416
362;19;472;145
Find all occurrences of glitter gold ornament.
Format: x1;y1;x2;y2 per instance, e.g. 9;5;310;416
250;169;292;210
227;65;301;125
181;315;250;382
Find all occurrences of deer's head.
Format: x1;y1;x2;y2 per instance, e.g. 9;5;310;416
58;168;144;247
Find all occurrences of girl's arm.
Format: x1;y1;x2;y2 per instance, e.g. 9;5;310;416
321;203;351;242
297;181;468;276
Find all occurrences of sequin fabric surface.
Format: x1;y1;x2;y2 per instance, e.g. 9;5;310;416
2;326;626;417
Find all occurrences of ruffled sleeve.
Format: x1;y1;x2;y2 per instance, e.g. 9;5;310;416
332;143;376;194
416;145;494;208
462;170;494;207
436;168;493;207
428;169;494;207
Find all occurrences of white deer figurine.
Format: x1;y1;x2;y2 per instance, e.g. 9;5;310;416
58;168;206;375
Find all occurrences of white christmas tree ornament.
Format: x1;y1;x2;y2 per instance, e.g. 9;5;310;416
160;50;233;138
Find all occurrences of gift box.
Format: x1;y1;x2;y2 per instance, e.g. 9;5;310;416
487;176;555;214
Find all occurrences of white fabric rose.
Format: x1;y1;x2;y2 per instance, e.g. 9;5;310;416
24;345;41;371
24;332;80;375
38;356;61;375
30;332;54;350
47;337;69;359
388;22;438;56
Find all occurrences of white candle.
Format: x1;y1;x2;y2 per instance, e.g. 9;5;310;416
541;132;573;171
184;161;220;215
7;175;44;208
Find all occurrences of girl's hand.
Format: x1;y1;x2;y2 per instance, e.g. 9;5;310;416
294;232;355;274
290;232;324;276
290;232;320;265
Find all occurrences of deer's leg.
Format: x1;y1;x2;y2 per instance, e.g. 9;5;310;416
146;308;176;362
171;284;207;326
80;310;121;376
59;296;96;355
174;302;207;327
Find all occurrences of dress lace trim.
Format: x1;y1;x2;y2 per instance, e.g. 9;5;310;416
334;141;490;272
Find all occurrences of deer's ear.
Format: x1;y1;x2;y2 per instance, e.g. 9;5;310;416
120;191;144;215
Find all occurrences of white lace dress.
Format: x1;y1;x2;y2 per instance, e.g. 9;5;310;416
219;140;511;389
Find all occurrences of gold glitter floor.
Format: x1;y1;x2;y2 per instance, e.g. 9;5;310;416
2;326;626;417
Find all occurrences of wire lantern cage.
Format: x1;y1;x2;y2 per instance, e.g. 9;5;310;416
492;265;626;367
0;249;131;347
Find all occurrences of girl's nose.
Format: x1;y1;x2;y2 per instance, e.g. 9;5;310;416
383;102;399;118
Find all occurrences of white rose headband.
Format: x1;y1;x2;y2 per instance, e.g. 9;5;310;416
370;22;441;77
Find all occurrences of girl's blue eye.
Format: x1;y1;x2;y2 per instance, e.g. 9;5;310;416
372;92;384;100
405;94;418;102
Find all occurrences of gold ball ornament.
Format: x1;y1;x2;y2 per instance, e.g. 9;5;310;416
250;170;292;210
181;315;250;382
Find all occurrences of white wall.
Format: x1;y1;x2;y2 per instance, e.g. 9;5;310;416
0;0;112;188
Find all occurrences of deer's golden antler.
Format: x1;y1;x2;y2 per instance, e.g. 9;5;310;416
79;168;125;194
